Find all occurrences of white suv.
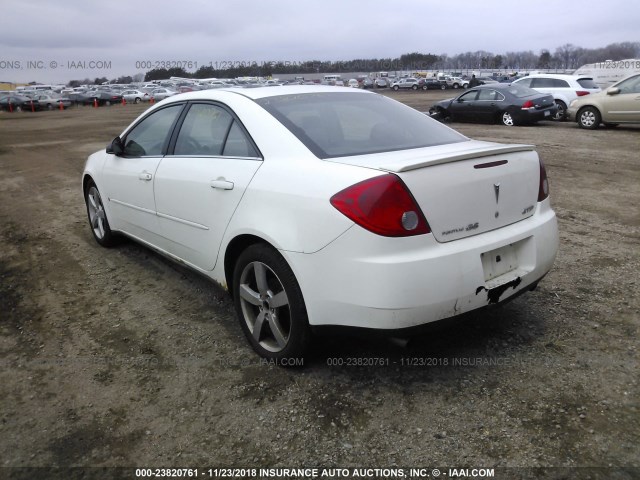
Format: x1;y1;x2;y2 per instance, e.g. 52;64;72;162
447;76;469;89
512;74;600;120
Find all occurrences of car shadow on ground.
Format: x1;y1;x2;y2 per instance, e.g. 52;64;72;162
308;300;547;360
110;236;551;384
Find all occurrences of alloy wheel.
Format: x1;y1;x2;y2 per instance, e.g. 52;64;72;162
239;261;291;353
87;186;107;240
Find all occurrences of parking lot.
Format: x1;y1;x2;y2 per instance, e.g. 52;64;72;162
0;90;638;473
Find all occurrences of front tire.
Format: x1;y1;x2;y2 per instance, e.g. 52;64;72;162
393;85;399;91
233;244;311;362
85;180;117;247
577;106;601;129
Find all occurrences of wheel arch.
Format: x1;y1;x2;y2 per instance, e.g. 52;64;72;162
577;104;600;117
223;233;277;299
82;173;95;195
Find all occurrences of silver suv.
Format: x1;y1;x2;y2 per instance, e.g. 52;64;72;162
512;74;600;120
390;78;420;91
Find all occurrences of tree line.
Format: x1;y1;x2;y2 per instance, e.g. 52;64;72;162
67;42;639;85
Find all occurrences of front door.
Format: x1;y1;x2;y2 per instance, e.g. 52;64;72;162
101;103;183;241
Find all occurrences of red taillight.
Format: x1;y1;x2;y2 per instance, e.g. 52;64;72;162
330;174;430;237
521;100;535;110
538;158;549;202
576;90;589;97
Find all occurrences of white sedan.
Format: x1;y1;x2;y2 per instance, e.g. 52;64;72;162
82;86;558;360
150;88;177;100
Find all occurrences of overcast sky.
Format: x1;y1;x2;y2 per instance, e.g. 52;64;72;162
1;0;638;84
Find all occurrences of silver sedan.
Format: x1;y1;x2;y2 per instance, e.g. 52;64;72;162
121;89;150;104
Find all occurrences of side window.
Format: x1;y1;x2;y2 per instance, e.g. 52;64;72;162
531;78;555;88
516;78;532;88
123;104;182;157
223;122;259;157
477;89;497;101
174;103;259;158
617;75;640;94
458;91;479;101
553;79;570;88
175;104;233;156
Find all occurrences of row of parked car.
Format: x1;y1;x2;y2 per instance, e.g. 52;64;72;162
349;74;505;91
3;73;638;130
427;72;640;129
0;78;316;112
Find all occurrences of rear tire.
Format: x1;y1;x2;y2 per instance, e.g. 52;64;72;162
440;84;446;90
553;100;567;121
233;244;311;362
577;106;601;129
135;97;141;104
499;111;516;126
105;100;111;106
412;85;418;90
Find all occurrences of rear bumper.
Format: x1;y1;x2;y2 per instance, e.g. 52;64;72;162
515;106;557;123
284;200;558;329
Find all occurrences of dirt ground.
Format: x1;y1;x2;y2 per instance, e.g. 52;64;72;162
0;90;638;478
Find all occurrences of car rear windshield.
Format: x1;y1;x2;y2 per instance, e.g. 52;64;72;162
577;78;599;89
256;92;466;159
504;84;539;98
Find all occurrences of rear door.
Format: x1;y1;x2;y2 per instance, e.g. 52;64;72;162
474;89;504;122
154;102;263;270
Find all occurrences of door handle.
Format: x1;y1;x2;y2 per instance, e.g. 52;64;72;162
210;179;234;190
138;171;152;181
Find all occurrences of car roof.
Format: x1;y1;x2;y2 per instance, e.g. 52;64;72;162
474;83;516;89
164;85;371;102
520;73;592;80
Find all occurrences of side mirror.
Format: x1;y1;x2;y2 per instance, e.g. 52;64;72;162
607;87;620;95
106;136;124;156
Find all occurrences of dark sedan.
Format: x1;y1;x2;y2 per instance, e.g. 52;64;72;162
428;84;557;126
0;95;42;112
419;78;444;90
63;91;123;106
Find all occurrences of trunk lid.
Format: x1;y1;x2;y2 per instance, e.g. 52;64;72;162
328;140;541;243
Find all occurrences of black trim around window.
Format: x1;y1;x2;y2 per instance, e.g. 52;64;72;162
166;100;263;160
120;102;187;158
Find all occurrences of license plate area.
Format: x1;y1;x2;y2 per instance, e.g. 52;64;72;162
481;244;518;282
